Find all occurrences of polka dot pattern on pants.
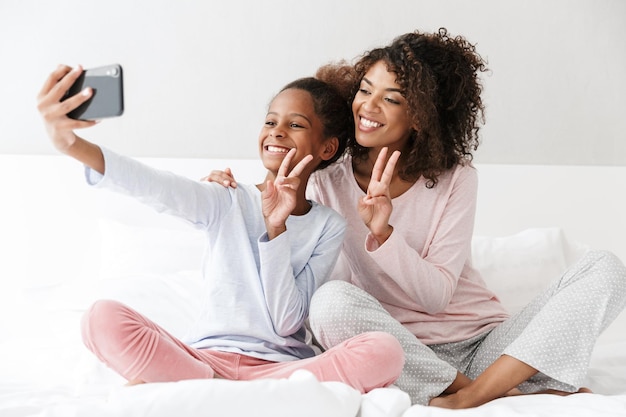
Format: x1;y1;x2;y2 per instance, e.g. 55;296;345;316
309;250;626;404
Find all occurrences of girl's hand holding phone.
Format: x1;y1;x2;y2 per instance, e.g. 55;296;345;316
37;65;97;152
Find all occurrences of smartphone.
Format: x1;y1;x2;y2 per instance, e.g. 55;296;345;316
65;64;124;121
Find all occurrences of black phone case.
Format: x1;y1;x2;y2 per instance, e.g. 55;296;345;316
66;64;124;121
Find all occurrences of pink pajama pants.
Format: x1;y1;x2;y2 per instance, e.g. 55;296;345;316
81;299;404;393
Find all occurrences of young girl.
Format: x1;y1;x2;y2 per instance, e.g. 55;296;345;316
206;29;626;408
35;65;404;393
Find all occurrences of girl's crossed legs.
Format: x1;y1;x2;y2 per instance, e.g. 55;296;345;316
81;299;404;394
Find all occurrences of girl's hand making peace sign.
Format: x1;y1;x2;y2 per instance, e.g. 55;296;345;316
262;149;313;239
358;147;401;245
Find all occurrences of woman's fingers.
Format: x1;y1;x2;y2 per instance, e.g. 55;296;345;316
362;195;390;205
380;150;401;186
370;147;389;183
199;168;237;188
367;147;400;198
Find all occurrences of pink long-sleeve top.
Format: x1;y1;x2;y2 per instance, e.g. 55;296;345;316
307;155;509;345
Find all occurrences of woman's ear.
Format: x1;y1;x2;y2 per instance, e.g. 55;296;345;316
320;137;339;161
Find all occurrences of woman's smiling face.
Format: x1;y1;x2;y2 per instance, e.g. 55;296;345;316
352;60;414;152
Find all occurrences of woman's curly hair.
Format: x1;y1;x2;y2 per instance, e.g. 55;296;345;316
317;28;488;187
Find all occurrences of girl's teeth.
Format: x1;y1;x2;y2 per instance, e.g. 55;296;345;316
267;146;289;153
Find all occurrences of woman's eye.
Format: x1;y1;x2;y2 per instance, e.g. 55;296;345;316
385;97;401;105
358;88;370;95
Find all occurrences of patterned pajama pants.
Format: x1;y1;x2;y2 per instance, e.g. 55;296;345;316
308;250;626;405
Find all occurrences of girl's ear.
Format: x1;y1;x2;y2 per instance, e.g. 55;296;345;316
320;137;339;161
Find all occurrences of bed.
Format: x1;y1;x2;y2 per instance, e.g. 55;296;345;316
1;154;625;417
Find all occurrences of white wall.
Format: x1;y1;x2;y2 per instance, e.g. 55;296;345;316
1;0;625;165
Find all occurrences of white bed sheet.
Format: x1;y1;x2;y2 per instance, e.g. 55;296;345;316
2;265;625;417
2;155;626;417
2;290;625;417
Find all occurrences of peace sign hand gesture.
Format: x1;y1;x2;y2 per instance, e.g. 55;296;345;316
358;147;401;245
262;149;313;239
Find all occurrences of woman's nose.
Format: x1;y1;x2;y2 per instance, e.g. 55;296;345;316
361;95;380;112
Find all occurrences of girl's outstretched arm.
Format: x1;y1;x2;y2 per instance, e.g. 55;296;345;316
37;65;104;174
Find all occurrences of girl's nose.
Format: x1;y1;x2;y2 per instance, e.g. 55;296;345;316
270;125;285;138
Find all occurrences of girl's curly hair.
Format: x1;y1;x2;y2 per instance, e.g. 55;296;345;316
317;28;488;187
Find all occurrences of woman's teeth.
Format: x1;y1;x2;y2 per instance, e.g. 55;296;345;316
360;118;381;128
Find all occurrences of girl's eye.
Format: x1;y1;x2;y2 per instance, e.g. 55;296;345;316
264;121;276;127
290;123;304;128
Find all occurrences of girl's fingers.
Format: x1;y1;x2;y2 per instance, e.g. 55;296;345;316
39;87;93;123
276;176;301;190
277;148;312;179
277;148;297;178
37;65;95;124
52;65;84;101
61;117;98;131
37;65;72;100
59;86;92;115
39;65;83;103
287;154;313;178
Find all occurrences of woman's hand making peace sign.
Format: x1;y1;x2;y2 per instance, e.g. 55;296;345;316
358;147;401;245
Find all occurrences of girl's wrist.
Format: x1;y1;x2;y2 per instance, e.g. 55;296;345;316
265;222;287;240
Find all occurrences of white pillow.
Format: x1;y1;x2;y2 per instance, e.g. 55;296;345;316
471;228;589;314
98;218;206;280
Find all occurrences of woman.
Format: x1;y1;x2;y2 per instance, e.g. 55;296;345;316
206;28;626;408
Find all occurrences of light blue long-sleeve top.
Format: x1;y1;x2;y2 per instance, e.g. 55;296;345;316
86;148;346;362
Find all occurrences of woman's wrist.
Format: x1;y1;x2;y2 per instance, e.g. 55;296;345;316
371;225;393;246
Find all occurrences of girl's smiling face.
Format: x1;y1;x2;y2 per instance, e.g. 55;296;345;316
259;88;328;175
352;60;415;152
